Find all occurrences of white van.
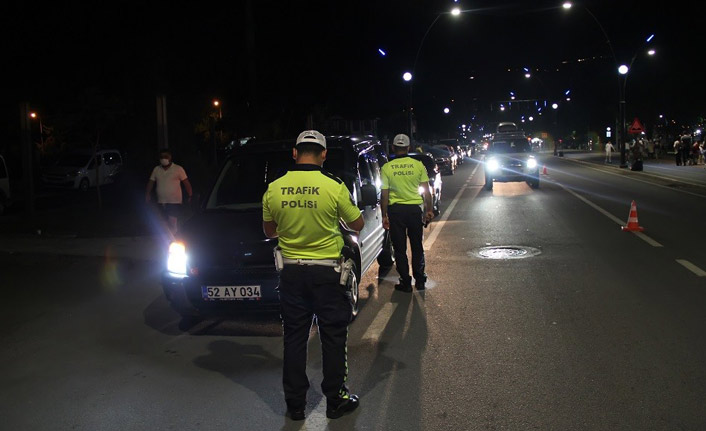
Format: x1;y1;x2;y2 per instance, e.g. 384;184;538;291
0;154;10;215
41;149;123;191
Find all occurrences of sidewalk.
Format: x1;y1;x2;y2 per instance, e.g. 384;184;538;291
556;150;706;187
0;187;183;261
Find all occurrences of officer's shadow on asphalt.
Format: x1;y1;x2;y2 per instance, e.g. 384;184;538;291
193;340;284;415
350;289;429;430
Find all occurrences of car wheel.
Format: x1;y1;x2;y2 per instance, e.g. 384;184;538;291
79;178;90;192
347;261;360;320
484;176;493;190
377;231;395;267
529;177;540;189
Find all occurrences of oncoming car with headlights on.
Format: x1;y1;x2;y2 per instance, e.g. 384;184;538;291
484;131;540;190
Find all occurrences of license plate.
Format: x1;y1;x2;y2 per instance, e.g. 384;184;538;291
202;285;261;300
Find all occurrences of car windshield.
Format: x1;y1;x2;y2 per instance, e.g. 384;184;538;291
205;149;345;210
426;147;450;158
491;139;531;154
56;154;90;168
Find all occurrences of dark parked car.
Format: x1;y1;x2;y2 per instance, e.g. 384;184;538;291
437;139;464;165
423;145;455;175
389;152;442;216
484;131;540;190
161;136;394;326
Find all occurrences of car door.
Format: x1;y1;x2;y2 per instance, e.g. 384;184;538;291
355;152;385;274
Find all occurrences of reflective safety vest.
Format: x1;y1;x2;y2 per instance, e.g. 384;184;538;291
263;164;361;259
381;156;429;205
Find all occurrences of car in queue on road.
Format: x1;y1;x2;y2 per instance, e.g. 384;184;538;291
484;130;540;190
433;142;459;168
161;136;394;327
436;139;464;165
389;151;442;216
41;149;123;192
423;145;455;175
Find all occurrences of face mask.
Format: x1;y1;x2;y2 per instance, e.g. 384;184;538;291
160;158;170;166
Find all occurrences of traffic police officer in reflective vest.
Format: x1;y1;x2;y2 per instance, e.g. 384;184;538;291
381;133;434;291
262;130;364;421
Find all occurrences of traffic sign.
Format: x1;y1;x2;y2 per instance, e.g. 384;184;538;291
628;117;645;134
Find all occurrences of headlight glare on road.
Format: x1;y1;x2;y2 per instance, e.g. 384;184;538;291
487;158;500;171
527;158;538;169
167;241;188;277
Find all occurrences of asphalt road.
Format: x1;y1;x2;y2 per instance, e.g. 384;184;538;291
1;154;705;430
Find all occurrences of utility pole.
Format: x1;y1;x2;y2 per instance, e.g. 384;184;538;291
156;95;169;150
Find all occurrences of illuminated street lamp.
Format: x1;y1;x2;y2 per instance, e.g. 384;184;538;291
406;7;464;139
563;2;655;168
29;111;44;147
443;107;450;114
403;72;412;82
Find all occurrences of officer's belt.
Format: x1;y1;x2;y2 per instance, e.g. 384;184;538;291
282;258;340;267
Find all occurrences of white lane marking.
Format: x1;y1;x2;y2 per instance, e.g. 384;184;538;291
424;163;480;250
561;158;706;199
361;302;398;341
557;183;663;248
676;259;706;277
633;232;664;248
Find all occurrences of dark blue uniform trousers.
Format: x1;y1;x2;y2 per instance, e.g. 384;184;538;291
388;203;426;284
278;264;352;409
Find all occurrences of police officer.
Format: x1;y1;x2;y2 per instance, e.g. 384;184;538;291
381;133;434;292
262;130;364;421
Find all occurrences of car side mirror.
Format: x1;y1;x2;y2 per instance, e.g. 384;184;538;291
360;183;378;207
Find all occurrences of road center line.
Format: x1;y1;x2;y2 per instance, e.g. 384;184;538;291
557;183;663;247
676;259;706;277
424;163;479;250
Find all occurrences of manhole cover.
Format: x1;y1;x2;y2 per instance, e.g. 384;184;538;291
470;246;541;260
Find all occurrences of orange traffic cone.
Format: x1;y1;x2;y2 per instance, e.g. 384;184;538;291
621;200;644;232
542;165;548;175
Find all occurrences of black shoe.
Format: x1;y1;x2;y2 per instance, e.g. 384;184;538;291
326;394;359;419
286;407;305;421
394;282;412;292
415;282;425;290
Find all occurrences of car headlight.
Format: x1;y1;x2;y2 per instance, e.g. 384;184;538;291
487;158;500;171
527;158;538;169
167;241;188;277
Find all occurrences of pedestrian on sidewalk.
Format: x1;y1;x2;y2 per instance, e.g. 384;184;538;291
680;134;691;166
699;142;705;165
604;141;615;163
647;139;655;159
691;141;700;165
145;148;193;234
674;138;682;166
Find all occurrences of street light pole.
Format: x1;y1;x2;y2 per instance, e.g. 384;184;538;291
563;2;653;169
408;7;462;142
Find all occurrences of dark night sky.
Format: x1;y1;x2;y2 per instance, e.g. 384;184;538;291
3;0;704;144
